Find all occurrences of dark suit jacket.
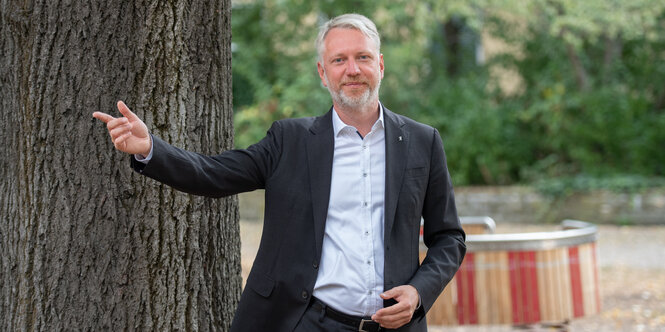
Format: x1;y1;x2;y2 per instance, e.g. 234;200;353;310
132;107;466;331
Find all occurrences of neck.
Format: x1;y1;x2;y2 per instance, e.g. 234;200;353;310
334;101;380;137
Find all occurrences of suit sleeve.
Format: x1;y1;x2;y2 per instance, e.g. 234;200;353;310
130;121;284;198
409;128;466;315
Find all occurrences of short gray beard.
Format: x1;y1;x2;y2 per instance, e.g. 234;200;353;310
324;72;380;111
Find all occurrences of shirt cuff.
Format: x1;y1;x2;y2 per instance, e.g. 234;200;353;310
133;136;153;164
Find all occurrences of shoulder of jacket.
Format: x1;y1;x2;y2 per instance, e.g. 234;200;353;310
386;109;436;134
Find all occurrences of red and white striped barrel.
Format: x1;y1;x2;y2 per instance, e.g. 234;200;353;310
421;219;600;326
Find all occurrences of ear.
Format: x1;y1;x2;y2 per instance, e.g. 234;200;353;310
317;62;327;87
379;53;384;79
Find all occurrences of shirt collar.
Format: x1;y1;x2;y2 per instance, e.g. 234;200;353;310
332;103;385;137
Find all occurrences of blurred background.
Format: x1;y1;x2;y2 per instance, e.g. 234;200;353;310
231;0;665;191
231;0;665;330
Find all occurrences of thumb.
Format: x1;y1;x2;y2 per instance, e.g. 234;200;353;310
380;288;398;300
117;100;140;121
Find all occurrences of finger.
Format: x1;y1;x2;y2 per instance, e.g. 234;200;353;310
106;117;129;131
374;301;407;317
374;314;410;329
114;131;132;146
376;314;409;327
117;100;140;121
381;317;410;329
380;289;398;299
93;112;115;124
373;307;411;328
109;124;132;140
379;285;418;308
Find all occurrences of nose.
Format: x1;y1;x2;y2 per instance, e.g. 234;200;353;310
346;59;360;75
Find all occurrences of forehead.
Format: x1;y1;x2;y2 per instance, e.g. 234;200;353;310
323;28;378;55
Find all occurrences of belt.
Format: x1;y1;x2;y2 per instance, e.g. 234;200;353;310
310;297;382;332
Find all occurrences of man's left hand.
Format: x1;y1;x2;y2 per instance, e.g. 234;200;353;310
371;285;420;329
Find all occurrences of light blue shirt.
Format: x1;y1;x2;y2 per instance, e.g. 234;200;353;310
312;106;386;316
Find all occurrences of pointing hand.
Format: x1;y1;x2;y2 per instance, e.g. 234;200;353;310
93;101;152;156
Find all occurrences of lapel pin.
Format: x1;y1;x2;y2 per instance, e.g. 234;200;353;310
398;136;403;142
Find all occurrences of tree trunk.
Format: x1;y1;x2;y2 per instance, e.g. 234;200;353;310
0;1;240;331
564;41;590;91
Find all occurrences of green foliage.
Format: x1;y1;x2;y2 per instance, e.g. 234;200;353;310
231;0;665;186
494;2;665;182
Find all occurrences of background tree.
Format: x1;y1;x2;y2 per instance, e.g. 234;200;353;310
0;1;240;330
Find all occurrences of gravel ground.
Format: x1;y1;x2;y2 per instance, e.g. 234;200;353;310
240;222;665;331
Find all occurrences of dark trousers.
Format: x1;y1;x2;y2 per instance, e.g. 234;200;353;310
293;300;359;332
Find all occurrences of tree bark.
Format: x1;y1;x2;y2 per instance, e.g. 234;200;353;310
0;1;240;331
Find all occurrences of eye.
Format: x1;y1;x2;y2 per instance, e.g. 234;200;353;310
332;58;343;64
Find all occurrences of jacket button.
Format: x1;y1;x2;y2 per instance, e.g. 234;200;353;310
313;262;319;269
302;291;309;299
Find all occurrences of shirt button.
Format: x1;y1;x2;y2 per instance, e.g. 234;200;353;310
301;291;309;299
364;231;369;236
363;202;368;207
363;173;368;177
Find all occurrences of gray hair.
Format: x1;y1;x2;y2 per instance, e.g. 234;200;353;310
315;14;381;62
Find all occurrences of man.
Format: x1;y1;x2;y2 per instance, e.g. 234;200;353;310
94;13;465;332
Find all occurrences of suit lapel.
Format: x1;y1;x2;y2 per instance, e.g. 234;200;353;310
383;107;408;243
306;109;335;260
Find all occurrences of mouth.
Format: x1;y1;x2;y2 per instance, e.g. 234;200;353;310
342;82;368;88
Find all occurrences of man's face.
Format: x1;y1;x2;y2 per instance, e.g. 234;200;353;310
317;28;384;110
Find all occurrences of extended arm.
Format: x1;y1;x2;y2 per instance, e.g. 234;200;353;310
93;101;281;197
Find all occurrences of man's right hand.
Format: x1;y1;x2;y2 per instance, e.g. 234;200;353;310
93;101;152;157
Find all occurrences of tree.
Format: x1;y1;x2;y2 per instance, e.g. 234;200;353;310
0;1;240;330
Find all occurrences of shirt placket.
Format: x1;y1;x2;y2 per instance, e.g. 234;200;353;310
361;130;376;316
